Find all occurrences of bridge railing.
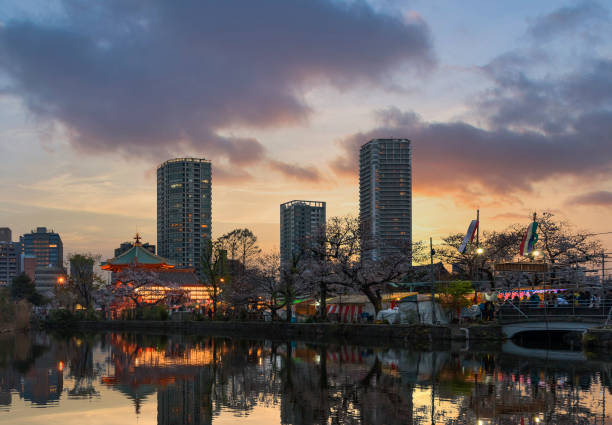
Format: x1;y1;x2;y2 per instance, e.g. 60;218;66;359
497;299;612;323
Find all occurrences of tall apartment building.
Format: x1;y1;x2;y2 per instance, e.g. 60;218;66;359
359;138;412;261
280;200;326;270
157;158;212;277
20;227;63;268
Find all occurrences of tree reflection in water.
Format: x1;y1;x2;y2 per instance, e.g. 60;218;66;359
1;332;612;424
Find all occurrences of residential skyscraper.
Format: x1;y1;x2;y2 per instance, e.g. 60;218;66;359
20;227;63;268
280;200;326;270
157;158;212;277
359;138;412;261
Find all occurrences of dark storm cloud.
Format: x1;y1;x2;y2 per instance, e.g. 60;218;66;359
478;56;612;134
526;1;609;42
566;191;612;207
0;0;434;171
331;107;612;199
331;3;612;202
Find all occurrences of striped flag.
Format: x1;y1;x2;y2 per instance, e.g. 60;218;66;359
458;220;479;254
520;221;538;256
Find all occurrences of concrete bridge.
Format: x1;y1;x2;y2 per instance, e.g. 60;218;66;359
501;339;588;361
501;320;602;339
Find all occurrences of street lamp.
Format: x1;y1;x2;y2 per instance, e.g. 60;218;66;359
474;247;484;288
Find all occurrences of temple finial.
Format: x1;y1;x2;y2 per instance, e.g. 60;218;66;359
134;233;142;246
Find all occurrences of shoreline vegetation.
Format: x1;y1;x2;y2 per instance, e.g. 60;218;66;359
1;274;41;334
0;298;31;334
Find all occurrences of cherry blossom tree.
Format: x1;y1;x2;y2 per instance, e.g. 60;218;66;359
110;264;183;308
305;215;412;315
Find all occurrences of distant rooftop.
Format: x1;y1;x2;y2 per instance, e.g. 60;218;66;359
361;138;411;147
101;242;175;272
281;200;326;208
28;227;57;234
158;158;210;169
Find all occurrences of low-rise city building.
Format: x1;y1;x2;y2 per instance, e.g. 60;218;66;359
20;227;63;268
34;265;67;299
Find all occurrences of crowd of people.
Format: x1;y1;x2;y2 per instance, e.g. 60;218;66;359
462;289;607;322
502;290;603;309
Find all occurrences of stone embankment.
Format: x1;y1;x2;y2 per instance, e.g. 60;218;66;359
0;323;14;334
77;320;504;348
584;328;612;351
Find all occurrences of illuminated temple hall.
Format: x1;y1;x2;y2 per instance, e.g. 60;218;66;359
101;234;212;305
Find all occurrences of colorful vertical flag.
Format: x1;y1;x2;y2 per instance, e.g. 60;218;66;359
458;220;479;254
520;221;539;256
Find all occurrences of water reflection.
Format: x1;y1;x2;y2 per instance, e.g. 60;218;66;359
0;331;611;424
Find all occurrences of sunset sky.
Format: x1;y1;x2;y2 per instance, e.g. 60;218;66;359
0;0;611;260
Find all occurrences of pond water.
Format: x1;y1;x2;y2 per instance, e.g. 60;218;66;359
0;331;611;424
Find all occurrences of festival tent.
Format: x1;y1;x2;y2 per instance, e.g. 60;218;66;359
326;295;374;322
293;298;316;317
326;292;419;322
398;294;449;324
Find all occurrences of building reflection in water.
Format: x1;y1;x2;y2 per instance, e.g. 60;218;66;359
1;331;612;424
0;333;64;407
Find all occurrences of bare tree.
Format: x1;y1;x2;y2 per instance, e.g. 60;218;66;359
305;216;360;319
217;230;240;277
280;252;310;321
221;268;256;313
435;226;524;282
237;228;261;270
243;252;286;320
307;215;412;315
410;240;428;265
537;211;602;265
217;228;261;280
436;212;603;288
67;253;105;310
200;238;227;317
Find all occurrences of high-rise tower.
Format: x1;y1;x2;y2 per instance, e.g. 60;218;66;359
359;139;412;261
157;158;212;276
280;200;326;270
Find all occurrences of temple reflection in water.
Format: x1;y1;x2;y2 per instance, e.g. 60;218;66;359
1;331;611;424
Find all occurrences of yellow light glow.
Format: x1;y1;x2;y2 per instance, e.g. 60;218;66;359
533;250;541;257
476;247;484;254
